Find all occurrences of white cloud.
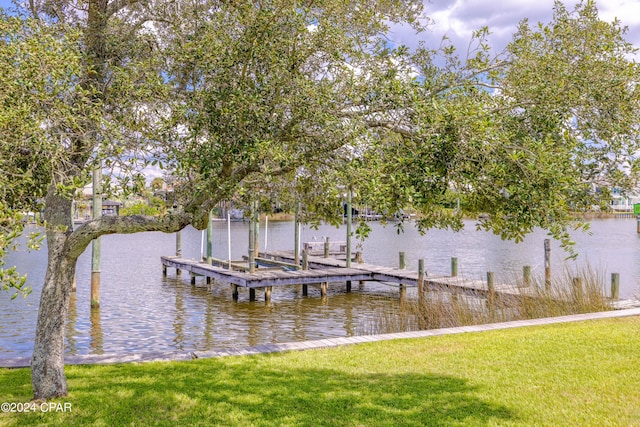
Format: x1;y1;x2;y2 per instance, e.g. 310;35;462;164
388;0;640;54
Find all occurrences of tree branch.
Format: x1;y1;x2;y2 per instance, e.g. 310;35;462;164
66;212;193;258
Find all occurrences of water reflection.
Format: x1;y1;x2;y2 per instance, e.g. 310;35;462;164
1;218;639;358
66;293;78;353
90;308;103;354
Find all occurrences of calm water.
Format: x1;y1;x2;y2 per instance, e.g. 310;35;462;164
1;218;638;358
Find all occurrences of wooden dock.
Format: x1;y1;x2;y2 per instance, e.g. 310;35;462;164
162;244;639;307
259;250;527;300
162;248;528;304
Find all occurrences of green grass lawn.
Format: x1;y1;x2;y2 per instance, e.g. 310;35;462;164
2;317;640;426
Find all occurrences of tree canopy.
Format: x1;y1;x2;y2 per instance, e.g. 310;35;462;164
0;0;639;399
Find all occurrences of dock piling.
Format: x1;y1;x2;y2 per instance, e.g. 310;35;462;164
451;257;458;277
487;271;496;312
399;252;406;270
302;249;309;296
176;230;182;275
324;237;330;258
544;239;551;290
418;259;425;296
611;273;620;300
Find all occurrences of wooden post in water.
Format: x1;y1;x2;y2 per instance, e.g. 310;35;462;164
544;239;551;290
302;249;309;296
206;209;213;285
451;257;458;277
207;209;213;264
265;286;272;303
264;215;268;252
523;265;531;287
611;273;620;300
248;200;256;273
227;209;232;270
294;202;301;265
345;188;353;292
486;271;495;312
418;259;425;296
232;284;239;301
249;288;256;301
346;188;352;268
253;200;259;259
91;166;101;308
324;237;330;258
320;282;327;297
176;227;182;275
399;252;406;269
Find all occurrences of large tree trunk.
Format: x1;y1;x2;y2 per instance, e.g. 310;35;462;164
31;188;78;400
31;236;77;399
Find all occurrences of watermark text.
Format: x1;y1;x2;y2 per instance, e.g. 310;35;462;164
1;401;72;413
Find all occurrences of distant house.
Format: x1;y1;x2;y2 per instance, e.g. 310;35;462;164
609;188;640;212
73;199;122;222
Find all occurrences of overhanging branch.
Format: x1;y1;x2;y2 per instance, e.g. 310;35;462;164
66;212;193;258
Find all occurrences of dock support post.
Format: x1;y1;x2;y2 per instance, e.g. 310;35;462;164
232;285;239;301
399;252;406;269
611;273;620;300
163;265;167;277
523;266;531;287
487;272;496;312
248;200;256;273
207;209;213;265
249;288;256;301
265;286;272;302
91;165;102;308
321;282;327;297
176;229;182;275
418;259;425;296
294;202;301;265
324;237;330;258
451;257;458;277
399;283;406;303
544;239;551;290
301;249;309;295
346;187;352;268
191;274;196;285
253;200;259;259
